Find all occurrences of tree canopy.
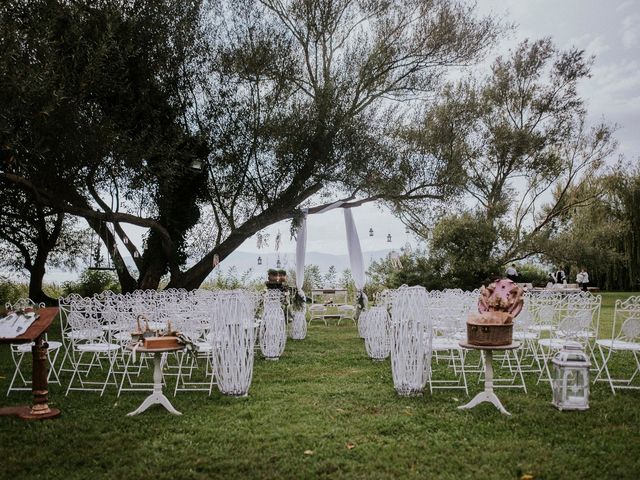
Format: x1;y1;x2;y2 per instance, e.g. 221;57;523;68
1;0;501;291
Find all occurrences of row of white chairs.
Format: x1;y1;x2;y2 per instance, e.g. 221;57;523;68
358;287;640;396
6;289;289;398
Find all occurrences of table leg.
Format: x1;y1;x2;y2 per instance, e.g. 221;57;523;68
0;335;61;420
127;352;181;416
458;350;511;416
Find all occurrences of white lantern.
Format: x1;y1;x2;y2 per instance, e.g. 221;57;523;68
551;343;591;411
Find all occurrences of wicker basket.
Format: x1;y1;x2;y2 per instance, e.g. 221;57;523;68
466;321;513;346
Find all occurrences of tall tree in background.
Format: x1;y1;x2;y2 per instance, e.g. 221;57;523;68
543;161;640;290
399;39;616;278
1;0;501;291
0;186;89;303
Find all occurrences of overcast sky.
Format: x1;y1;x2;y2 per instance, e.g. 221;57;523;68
234;0;640;257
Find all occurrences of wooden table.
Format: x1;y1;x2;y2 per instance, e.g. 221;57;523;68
0;307;61;420
457;341;521;416
124;344;183;416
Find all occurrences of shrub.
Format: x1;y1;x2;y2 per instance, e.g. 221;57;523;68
61;269;120;297
0;277;29;306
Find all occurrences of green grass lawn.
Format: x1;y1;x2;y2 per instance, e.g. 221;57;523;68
1;292;639;479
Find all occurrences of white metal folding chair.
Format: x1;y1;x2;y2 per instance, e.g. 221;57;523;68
61;296;121;396
5;299;62;395
308;304;327;326
595;296;640;394
336;304;357;326
537;297;593;387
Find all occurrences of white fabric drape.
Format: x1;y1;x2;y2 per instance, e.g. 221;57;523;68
295;213;307;295
343;208;366;290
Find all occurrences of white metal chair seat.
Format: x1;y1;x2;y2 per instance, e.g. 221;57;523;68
513;331;538;341
194;340;213;352
66;329;103;341
14;340;63;353
529;324;554;332
7;340;63;395
337;305;357;326
431;338;460;350
113;331;132;342
308;305;327;326
538;338;581;350
595;296;640;394
596;339;640;352
76;343;121;353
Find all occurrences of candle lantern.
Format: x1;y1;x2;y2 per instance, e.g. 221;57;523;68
551;343;591;411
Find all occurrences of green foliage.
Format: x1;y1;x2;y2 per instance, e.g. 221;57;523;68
543;162;640;290
0;277;29;306
201;267;261;291
61;269;121;297
288;264;323;295
340;269;356;302
516;263;551;286
398;38;615;276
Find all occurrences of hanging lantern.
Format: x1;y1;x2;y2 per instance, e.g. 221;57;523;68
386;234;392;243
212;254;220;268
369;228;374;237
276;258;282;269
405;226;410;234
257;256;262;265
551;344;591;411
123;236;129;245
133;251;140;259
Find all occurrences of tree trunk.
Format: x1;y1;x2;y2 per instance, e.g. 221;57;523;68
28;254;55;306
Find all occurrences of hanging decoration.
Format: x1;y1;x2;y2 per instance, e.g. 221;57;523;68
387;233;392;243
88;223;116;271
343;208;368;315
369;228;374;237
403;242;412;255
276;257;282;269
212;254;220;268
257;256;262;266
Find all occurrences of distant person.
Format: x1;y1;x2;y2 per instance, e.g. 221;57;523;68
555;269;566;285
576;270;585;290
580;268;589;291
506;264;518;282
547;272;556;288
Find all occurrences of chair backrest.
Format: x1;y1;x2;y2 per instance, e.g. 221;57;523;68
5;298;45;311
612;296;640;342
58;295;104;343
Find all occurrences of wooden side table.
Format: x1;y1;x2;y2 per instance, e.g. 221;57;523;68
0;307;61;420
124;344;183;416
457;341;521;416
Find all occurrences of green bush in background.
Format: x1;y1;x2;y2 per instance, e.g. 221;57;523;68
61;270;121;297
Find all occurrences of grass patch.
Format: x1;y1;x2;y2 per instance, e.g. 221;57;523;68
1;292;639;479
